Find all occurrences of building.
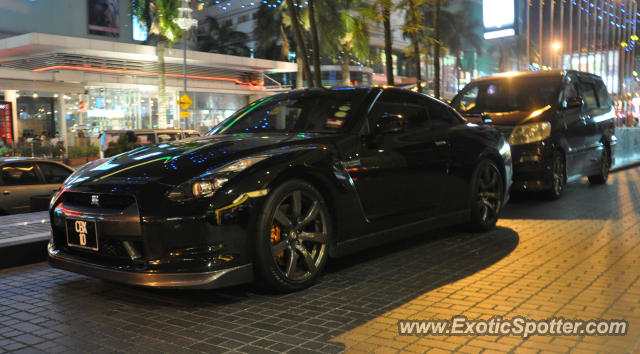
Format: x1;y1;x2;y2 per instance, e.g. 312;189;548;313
0;0;296;155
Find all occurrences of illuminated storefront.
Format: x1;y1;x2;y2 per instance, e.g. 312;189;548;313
0;33;296;154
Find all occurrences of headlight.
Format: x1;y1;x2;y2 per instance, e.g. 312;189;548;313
167;156;269;201
50;188;63;208
508;122;551;145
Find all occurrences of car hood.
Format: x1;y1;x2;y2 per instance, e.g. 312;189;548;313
462;107;552;126
64;133;329;189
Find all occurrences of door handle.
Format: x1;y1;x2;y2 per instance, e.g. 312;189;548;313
2;191;9;195
434;140;448;146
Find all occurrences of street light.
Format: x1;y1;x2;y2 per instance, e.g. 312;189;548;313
552;41;562;69
173;0;198;129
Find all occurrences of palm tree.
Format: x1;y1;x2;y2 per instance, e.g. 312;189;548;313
197;16;250;56
131;0;188;128
363;0;395;85
400;0;428;92
433;0;441;98
253;4;290;61
489;35;536;73
308;0;322;86
285;0;314;87
438;8;483;89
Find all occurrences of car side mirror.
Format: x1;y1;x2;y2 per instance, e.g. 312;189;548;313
565;96;584;109
375;113;404;135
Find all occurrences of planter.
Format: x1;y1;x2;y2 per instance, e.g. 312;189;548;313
66;156;100;166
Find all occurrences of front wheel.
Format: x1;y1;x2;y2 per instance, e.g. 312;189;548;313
253;180;331;292
544;151;566;200
588;147;611;185
468;159;504;232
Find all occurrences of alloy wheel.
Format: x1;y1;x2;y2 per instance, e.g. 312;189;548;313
269;190;327;282
476;163;502;223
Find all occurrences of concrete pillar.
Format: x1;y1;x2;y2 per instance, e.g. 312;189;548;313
57;95;68;156
3;90;18;145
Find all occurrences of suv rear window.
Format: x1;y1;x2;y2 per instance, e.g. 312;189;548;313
595;81;612;108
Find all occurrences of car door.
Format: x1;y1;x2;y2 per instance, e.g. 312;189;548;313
575;77;602;174
557;76;589;177
347;90;448;221
0;162;43;214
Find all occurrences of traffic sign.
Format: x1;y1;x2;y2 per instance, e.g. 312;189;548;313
180;111;190;118
178;93;192;111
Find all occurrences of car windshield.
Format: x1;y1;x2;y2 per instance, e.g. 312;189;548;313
451;77;562;114
208;90;369;135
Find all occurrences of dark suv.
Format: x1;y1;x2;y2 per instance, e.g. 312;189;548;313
451;70;615;199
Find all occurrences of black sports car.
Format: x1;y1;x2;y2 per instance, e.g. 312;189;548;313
48;87;512;291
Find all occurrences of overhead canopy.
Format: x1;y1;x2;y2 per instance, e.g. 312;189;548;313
0;33;297;90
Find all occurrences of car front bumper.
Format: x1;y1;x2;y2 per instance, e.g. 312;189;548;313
47;242;253;289
47;189;266;288
509;141;555;191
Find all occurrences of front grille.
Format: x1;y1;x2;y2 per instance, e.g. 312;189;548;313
62;192;135;210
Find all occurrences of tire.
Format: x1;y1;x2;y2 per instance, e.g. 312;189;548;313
588;147;611;185
544;151;566;200
253;179;331;292
468;159;504;232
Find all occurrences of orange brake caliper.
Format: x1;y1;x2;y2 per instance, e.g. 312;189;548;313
270;225;284;261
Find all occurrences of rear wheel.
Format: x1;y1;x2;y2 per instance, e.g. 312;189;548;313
544;151;566;200
468;159;504;232
254;180;330;292
588;147;611;185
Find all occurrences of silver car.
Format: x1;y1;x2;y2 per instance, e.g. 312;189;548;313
0;158;74;214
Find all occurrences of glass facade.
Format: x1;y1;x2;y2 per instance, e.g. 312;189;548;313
8;88;249;156
177;91;249;134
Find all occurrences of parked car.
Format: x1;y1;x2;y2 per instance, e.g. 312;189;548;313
48;87;512;291
99;129;201;157
451;70;615;199
0;158;74;214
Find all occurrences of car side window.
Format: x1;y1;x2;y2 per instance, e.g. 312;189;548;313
595;81;612;108
368;92;428;131
38;162;72;184
456;86;479;112
0;162;40;186
561;81;580;108
578;81;599;109
425;100;460;126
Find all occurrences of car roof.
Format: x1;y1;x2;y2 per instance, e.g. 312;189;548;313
103;129;200;133
469;69;603;83
272;86;447;104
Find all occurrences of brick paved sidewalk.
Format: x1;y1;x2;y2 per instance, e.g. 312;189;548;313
0;168;639;353
333;168;640;353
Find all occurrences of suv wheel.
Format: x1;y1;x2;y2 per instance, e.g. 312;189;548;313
588;147;611;185
545;151;565;200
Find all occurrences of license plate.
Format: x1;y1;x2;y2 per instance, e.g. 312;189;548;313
66;219;99;251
